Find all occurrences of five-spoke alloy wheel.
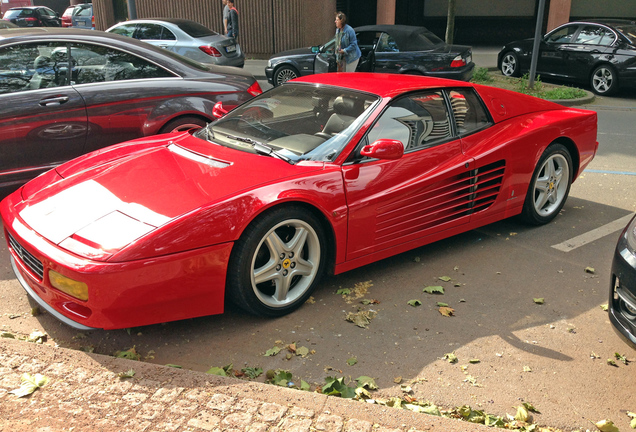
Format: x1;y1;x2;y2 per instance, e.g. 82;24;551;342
500;51;521;77
521;143;573;225
591;64;618;96
227;206;327;316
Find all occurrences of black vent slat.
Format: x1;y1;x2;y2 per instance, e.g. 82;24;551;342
8;233;44;280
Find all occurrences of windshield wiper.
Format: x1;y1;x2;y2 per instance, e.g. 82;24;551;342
224;133;294;164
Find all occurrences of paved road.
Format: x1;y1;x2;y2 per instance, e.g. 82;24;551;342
1;63;636;431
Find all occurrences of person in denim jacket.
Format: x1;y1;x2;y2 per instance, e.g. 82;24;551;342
334;11;361;72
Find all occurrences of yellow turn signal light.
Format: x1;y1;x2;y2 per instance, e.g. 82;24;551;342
49;270;88;301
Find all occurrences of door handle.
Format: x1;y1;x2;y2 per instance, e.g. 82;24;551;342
39;96;69;107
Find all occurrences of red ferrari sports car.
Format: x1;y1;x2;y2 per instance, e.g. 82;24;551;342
1;73;598;330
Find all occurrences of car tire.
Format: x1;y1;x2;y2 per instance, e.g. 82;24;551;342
159;116;207;134
226;205;327;317
273;65;299;86
520;143;572;225
500;51;521;77
591;64;618;96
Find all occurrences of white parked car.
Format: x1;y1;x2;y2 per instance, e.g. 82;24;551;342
106;18;244;68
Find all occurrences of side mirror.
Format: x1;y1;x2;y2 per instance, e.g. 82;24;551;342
311;46;320;54
360;139;404;160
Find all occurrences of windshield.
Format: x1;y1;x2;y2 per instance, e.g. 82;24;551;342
195;84;379;163
176;20;217;38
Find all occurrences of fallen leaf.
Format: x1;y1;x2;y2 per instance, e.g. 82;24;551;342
627;412;636;429
595;419;619;432
118;369;135;379
26;331;47;344
346;357;358;366
469;359;480;364
9;373;49;397
438;306;455;317
206;367;227;376
444;352;458;363
345;310;377;328
393;376;402;384
1;332;15;339
615;352;629;365
533;298;545;304
514;405;531;422
523;402;540;413
356;376;378;390
585;266;596;274
523;365;532;372
407;299;422;307
296;346;310;357
165;364;182;369
436;302;449;307
115;346;140;361
423;285;444;294
607;359;618;367
600;304;609;311
438;276;452;282
264;346;281;357
336;288;351;295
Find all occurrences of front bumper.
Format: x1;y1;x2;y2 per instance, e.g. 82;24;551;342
609;215;636;349
3;204;233;330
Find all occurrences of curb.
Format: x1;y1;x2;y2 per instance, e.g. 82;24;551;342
0;338;489;431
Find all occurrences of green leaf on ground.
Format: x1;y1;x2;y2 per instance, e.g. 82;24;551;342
241;367;263;379
585;267;596;274
356;376;378;390
264;346;281;356
165;364;182;369
205;367;227;376
424;286;444;294
439;276;452;282
346;357;358;366
615;352;629;365
407;299;422;307
533;298;545;304
595;419;619;432
118;369;135;379
336;288;351;295
444;352;458;363
115;346;140;361
9;373;49;397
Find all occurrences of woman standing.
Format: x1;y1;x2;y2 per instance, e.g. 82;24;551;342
334;11;361;72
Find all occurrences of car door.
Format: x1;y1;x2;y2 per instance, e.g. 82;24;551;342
342;90;474;261
538;24;580;78
0;41;87;188
67;42;175;152
560;24;617;82
372;32;401;74
134;23;178;51
355;31;379;72
314;37;337;74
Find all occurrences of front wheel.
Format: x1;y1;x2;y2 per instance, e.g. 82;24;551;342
591;64;618;96
273;65;298;86
500;51;521;77
159;116;207;134
520;143;572;225
226;206;327;317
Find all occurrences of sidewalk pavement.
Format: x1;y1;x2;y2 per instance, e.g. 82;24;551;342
0;338;488;432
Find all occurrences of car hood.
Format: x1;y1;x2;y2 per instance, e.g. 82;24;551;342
270;47;315;60
17;133;323;259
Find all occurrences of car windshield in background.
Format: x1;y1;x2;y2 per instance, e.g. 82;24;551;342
175;20;218;38
413;29;444;48
197;85;379;163
3;9;30;19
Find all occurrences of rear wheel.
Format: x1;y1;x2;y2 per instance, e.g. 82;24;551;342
226;206;327;317
591;64;618;96
520;143;572;225
500;51;521;77
159;116;207;134
273;65;298;86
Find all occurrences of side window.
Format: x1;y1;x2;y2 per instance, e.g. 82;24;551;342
0;42;69;94
109;24;137;38
136;23;163;40
574;26;616;46
69;43;174;84
545;25;578;44
160;27;177;41
367;91;451;152
376;33;399;53
448;89;491;135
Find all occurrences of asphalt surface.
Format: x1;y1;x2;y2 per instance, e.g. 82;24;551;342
2;48;636;432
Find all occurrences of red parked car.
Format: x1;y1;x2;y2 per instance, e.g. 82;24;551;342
60;5;76;28
1;73;598;330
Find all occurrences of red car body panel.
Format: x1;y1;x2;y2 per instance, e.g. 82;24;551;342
0;73;598;329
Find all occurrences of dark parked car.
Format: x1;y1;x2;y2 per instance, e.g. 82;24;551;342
0;28;262;192
106;18;245;67
266;24;474;86
71;3;93;30
498;20;636;96
609;214;636;349
2;6;60;27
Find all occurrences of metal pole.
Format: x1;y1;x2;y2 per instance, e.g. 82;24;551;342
127;0;137;20
528;0;546;89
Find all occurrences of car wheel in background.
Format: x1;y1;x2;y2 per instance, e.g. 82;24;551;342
591;64;618;96
227;206;327;317
500;51;521;77
521;143;572;225
159;116;207;133
273;65;298;86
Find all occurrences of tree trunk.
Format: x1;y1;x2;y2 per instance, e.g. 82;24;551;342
445;0;456;45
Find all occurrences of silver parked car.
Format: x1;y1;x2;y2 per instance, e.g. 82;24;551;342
106;18;244;68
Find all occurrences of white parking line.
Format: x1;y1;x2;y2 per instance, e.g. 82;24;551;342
551;214;634;252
